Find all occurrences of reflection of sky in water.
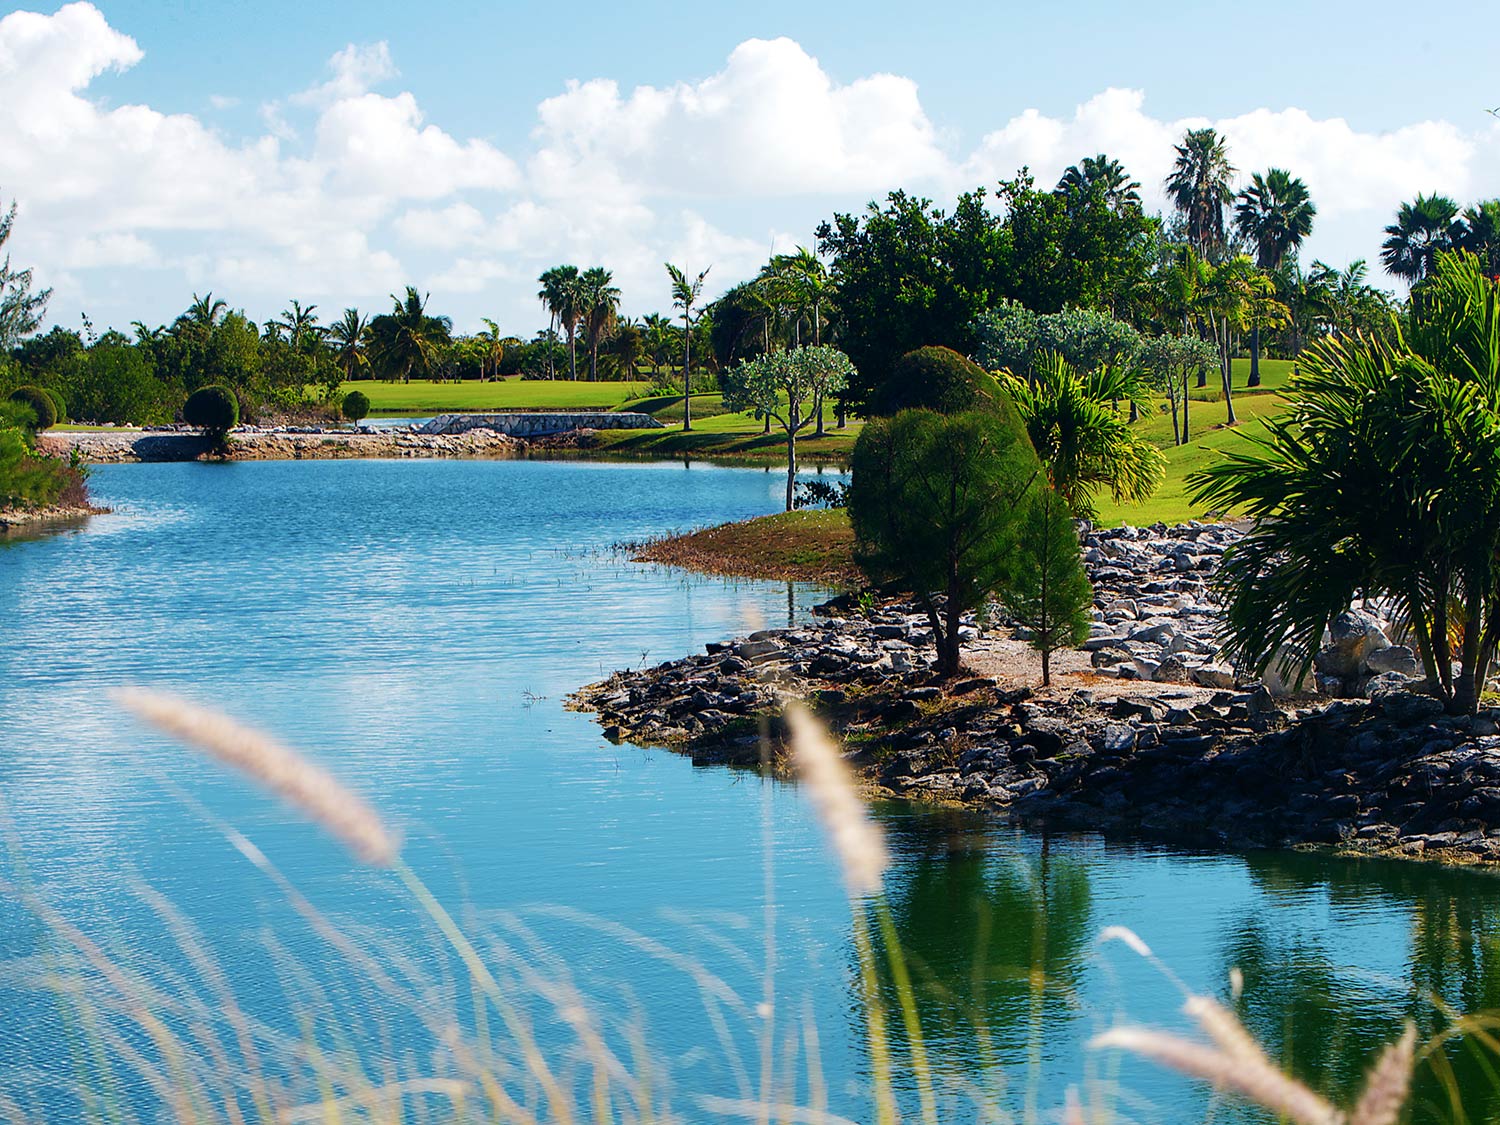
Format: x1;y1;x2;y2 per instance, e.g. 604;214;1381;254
2;458;1499;1121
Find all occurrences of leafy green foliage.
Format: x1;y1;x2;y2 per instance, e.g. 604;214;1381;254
183;384;239;433
999;486;1092;685
849;408;1041;677
368;288;453;383
8;385;55;431
873;346;1014;419
1190;251;1500;714
43;386;66;424
0;401;71;509
999;354;1166;518
973;301;1142;381
341;390;370;424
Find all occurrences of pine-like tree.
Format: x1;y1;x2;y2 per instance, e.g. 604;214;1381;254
999;486;1092;686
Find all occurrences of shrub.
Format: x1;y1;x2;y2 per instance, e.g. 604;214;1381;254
43;387;68;424
9;385;56;431
871;346;1017;421
183;384;240;434
341;390;370;425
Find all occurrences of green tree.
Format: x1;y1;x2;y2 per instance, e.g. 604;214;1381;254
0;192;49;349
849;409;1041;677
1136;332;1216;445
998;353;1165;517
328;308;370;383
478;318;506;380
1165;128;1235;257
1201;255;1288;424
665;262;709;431
872;345;1012;417
578;267;620;382
1055;154;1142;214
1458;199;1500;276
368;287;452;383
538;265;582;379
1234;169;1316;385
1381;194;1461;285
999;485;1092;685
341;389;370;427
722;345;855;510
973;301;1141;383
1190;251;1500;714
602;318;643;380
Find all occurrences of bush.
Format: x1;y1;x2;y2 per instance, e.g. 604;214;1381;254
341;390;370;425
871;346;1017;421
183;384;240;433
43;387;68;424
9;386;56;431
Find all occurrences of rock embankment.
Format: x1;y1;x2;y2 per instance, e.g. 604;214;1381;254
572;520;1500;864
39;427;525;463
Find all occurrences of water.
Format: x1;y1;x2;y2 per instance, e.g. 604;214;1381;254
3;459;1500;1122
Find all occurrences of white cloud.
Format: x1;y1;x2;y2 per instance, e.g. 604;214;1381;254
3;4;1499;336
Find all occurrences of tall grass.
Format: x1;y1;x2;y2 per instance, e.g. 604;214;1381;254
0;692;1459;1124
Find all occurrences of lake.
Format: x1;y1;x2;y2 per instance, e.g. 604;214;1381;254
2;458;1498;1123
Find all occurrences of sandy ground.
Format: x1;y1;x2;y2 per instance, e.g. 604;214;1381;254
962;632;1225;704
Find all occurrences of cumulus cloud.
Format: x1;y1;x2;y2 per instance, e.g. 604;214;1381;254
3;4;1498;335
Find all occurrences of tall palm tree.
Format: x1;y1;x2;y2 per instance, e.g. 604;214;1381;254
1165;128;1236;257
666;262;709;431
578;267;621;382
537;266;582;379
1234;169;1316;385
1459;200;1500;276
175;292;227;339
274;300;323;352
1381;194;1461;285
478;318;506;380
1056;154;1142;214
328;308;369;383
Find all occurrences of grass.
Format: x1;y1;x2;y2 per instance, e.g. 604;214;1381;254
593;410;862;467
349;378;656;415
630;507;861;585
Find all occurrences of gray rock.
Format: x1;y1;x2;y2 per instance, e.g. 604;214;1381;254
1193;662;1237;690
1365;644;1420;678
1102;724;1138;754
1314;609;1391;679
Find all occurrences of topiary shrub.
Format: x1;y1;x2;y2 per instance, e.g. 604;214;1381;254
43;387;68;425
341;390;370;426
183;384;240;434
870;346;1018;422
9;386;57;431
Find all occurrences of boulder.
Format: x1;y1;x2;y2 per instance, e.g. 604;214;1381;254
1313;610;1391;679
1193;662;1237;690
1365;644;1420;678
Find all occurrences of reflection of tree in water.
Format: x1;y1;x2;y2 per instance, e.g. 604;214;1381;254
1228;851;1500;1122
870;804;1095;1105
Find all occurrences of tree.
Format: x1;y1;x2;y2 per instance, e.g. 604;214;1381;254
578;267;620;382
341;389;370;427
872;346;1012;417
538;265;582;379
328;308;370;384
1189;251;1500;715
478;319;506;380
1381;194;1461;285
1055;154;1142;215
1458;199;1500;276
603;319;643;380
274;300;323;352
999;485;1092;685
849;409;1041;678
997;353;1165;518
1234;169;1316;385
1200;255;1288;424
183;384;239;449
0;193;49;349
641;313;676;378
367;287;452;383
722;345;855;510
665;262;709;431
973;301;1142;383
1165;128;1235;257
1136;333;1216;445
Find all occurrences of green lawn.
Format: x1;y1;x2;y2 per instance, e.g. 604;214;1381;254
353;378;656;415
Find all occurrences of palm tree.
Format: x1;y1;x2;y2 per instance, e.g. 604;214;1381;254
997;353;1166;519
578;267;621;382
666;262;709;431
328;308;369;383
1381;194;1460;285
275;300;323;352
1165;128;1236;257
1458;200;1500;276
1234;169;1316;385
537;266;582;379
175;292;227;339
368;287;452;383
1056;154;1142;214
479;318;505;380
1200;255;1288;424
641;313;675;378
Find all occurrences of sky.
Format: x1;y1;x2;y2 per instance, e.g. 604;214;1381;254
1;0;1497;338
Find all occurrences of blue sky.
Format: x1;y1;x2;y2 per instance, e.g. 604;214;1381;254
3;0;1497;336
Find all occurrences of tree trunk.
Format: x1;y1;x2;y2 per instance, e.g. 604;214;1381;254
943;589;963;679
567;327;577;380
1182;369;1190;443
784;412;797;512
1219;319;1237;426
682;317;692;431
1454;583;1486;715
1247;325;1261;387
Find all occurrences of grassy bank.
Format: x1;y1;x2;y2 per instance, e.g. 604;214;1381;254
631;507;861;585
352;378;655;414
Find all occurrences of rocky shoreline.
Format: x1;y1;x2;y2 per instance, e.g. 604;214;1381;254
0;503;109;532
38;427;526;463
572;521;1500;865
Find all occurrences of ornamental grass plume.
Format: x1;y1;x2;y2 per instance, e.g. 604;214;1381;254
1092;992;1420;1125
114;687;398;866
783;703;888;897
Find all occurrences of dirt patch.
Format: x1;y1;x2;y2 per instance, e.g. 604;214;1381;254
631;509;861;586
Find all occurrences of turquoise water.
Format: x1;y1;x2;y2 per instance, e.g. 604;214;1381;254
3;459;1500;1122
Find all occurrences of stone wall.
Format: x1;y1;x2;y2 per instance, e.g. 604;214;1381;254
419;412;663;437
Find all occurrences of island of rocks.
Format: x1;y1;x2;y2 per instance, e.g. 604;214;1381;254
572;520;1500;865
